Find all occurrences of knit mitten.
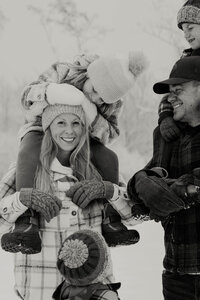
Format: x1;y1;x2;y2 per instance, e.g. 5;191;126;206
66;180;114;208
102;203;140;247
1;209;41;254
19;188;62;222
160;117;181;142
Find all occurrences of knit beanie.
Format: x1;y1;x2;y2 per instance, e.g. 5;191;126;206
177;0;200;29
42;104;84;131
57;229;111;286
87;51;147;103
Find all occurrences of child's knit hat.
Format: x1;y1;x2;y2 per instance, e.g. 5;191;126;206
42;104;84;131
57;229;112;286
87;51;147;103
177;0;200;29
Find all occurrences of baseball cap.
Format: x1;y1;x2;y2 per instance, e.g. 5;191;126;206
153;56;200;94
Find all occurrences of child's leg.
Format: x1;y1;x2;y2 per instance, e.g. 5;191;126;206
16;131;43;190
90;138;140;247
1;131;43;254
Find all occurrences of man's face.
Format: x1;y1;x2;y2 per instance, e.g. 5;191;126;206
182;23;200;50
168;81;200;126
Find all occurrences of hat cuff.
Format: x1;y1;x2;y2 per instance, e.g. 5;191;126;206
177;6;200;29
153;78;191;94
42;104;84;131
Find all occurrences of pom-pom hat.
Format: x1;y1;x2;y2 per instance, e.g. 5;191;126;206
57;229;111;286
87;51;148;103
153;56;200;94
177;0;200;29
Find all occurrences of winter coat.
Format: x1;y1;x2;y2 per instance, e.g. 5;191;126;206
0;158;139;299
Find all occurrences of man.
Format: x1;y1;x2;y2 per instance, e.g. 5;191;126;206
128;56;200;300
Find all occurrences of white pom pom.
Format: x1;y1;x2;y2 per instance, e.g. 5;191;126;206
128;51;148;78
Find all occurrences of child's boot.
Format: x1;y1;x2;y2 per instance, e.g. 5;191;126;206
102;203;140;247
1;209;41;254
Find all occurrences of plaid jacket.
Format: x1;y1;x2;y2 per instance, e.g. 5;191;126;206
0;158;138;299
21;61;123;144
147;125;200;274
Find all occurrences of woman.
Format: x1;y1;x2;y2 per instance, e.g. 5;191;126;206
0;84;139;299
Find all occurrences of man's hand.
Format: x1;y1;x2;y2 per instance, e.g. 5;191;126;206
19;188;62;222
133;170;185;218
66;180;114;208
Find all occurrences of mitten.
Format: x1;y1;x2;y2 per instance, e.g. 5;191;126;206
46;83;85;105
66;180;114;208
127;174;150;218
160;117;181;142
19;188;62;222
81;97;97;125
134;169;186;218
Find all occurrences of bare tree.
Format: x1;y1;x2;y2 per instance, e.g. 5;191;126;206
28;0;110;54
0;7;7;32
140;0;186;58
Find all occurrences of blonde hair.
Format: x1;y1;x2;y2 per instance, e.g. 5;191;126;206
35;118;101;193
61;54;99;90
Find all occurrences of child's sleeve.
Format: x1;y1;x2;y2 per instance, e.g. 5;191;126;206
90;100;123;144
21;62;70;110
158;94;173;124
158;95;181;142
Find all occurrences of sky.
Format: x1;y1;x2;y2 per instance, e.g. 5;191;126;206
0;0;187;299
0;0;185;85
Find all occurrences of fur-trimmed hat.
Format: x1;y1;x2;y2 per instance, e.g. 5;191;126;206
87;51;147;103
42;104;85;131
177;0;200;29
57;229;112;286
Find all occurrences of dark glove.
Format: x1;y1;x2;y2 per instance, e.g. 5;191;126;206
160;117;181;142
134;169;186;218
169;172;200;205
66;180;114;209
127;174;150;218
19;188;62;222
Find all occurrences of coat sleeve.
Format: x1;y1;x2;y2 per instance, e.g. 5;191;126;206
0;163;27;236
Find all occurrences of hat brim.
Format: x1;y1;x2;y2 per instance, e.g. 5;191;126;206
153;78;191;94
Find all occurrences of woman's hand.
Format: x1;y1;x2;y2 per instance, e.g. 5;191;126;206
66;180;114;208
19;188;62;222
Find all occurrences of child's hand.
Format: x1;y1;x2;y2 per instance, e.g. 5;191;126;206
160;117;181;142
46;83;85;106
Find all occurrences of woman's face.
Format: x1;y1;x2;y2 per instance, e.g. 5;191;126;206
50;113;83;153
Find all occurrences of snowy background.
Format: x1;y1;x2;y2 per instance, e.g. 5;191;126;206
0;0;186;299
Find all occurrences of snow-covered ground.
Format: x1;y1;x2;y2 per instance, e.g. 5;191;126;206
0;221;164;300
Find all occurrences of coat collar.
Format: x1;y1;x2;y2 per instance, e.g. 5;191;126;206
50;158;73;176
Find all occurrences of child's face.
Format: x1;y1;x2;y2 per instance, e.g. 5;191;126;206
83;79;104;105
182;23;200;50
